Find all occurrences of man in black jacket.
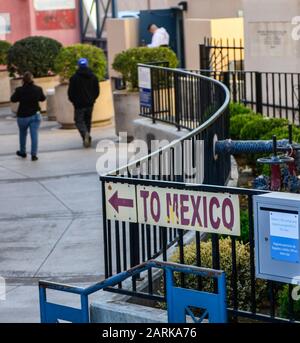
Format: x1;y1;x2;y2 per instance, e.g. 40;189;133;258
68;58;100;148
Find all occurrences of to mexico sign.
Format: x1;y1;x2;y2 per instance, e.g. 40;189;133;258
105;183;240;236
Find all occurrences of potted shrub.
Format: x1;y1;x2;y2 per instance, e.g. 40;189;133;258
53;43;113;129
112;47;179;139
7;36;62;113
0;40;11;103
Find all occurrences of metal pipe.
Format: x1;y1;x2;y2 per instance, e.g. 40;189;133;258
215;139;289;156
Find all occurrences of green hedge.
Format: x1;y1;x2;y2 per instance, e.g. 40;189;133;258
8;36;62;77
0;40;11;66
112;47;179;90
171;238;267;311
229;102;256;117
261;126;300;142
54;44;107;81
240;118;289;140
240;210;250;243
230;113;262;140
229;103;299;167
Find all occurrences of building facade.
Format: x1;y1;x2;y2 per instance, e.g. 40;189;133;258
0;0;80;45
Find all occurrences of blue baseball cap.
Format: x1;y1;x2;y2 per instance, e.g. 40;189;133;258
78;58;88;67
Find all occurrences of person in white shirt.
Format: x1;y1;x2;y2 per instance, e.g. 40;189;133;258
147;24;170;48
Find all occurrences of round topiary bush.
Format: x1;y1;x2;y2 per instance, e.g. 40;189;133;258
0;40;11;66
8;36;62;78
171;237;267;311
112;47;179;90
230;113;262;140
54;44;107;81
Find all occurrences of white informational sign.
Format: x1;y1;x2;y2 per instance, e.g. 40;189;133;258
105;182;137;222
106;182;241;236
0;13;11;34
270;212;299;239
270;211;300;263
138;67;152;90
34;0;76;11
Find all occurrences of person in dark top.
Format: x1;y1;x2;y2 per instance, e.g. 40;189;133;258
68;58;100;148
11;71;46;161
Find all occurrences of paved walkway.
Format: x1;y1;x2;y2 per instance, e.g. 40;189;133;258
0;107;122;322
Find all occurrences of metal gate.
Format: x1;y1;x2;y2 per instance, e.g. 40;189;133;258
200;38;244;72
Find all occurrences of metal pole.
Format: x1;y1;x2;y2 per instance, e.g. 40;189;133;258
255;72;263;114
79;0;85;42
95;0;101;39
111;0;118;18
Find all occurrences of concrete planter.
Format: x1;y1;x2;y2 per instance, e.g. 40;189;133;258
10;75;60;113
54;80;114;129
0;70;10;104
113;90;140;140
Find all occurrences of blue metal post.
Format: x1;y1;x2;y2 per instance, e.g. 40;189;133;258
166;268;176;323
39;286;47;323
80;294;90;323
218;272;228;323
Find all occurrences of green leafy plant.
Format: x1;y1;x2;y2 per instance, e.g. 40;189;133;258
261;126;300;143
8;36;62;78
278;285;300;320
112;47;179;90
0;40;11;66
171;238;267;311
240;117;288;140
240;210;250;243
229;102;256;117
54;44;107;81
230;113;262;140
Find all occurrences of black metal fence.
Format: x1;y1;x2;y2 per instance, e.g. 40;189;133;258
140;66;229;132
199;38;300;125
201;70;300;125
100;64;297;322
200;38;244;72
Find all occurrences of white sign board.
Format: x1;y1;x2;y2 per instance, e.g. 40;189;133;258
106;183;241;236
270;212;299;239
105;182;137;222
34;0;76;11
138;67;152;90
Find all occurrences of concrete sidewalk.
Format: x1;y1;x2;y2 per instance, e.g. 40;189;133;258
0;107;122;322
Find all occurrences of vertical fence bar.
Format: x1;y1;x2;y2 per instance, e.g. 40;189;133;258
122;222;127;271
115;221;121;288
101;181;109;278
255;72;263;114
248;195;257;313
129;222;140;291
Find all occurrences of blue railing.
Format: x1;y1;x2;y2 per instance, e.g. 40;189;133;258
39;260;227;323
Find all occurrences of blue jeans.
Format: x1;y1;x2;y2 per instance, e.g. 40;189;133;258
17;113;41;156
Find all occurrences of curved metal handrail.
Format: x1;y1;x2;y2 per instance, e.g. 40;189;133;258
104;65;231;177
